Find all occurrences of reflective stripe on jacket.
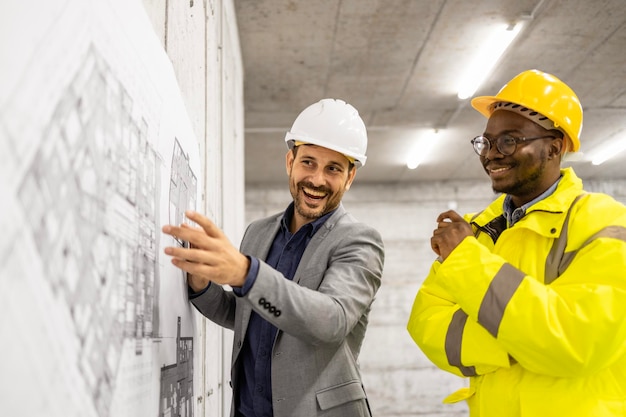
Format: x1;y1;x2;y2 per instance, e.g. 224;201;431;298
407;168;626;416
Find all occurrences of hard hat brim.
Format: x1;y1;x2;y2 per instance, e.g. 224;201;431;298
285;137;366;168
470;95;501;118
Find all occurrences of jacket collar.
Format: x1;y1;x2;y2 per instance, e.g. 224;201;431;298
472;167;584;228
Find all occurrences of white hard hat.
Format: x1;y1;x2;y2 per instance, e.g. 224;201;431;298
285;98;368;167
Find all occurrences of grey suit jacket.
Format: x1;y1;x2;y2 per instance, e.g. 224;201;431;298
190;204;384;417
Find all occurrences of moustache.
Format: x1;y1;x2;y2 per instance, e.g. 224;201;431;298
298;181;331;193
298;181;331;194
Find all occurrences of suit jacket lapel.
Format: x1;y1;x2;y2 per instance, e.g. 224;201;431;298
293;204;346;285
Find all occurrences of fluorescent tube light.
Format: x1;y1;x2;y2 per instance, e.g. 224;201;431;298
406;129;439;170
591;135;626;165
457;23;523;100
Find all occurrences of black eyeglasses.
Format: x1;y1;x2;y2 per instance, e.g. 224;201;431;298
471;134;556;156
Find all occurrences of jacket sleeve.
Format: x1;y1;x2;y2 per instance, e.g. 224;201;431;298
407;245;512;378
189;282;238;330
433;208;626;378
241;222;384;346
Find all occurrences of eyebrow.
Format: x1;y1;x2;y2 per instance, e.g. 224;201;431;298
483;129;523;137
299;153;348;168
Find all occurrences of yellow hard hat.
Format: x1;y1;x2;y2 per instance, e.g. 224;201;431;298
471;69;583;152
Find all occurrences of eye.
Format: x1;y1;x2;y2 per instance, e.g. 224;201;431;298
501;135;517;146
475;137;488;151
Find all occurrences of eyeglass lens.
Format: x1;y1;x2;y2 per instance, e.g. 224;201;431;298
472;136;518;156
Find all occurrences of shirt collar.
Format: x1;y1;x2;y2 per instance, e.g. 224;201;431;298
503;176;562;226
281;202;335;237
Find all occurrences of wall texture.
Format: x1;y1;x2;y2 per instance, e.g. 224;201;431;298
143;1;243;416
246;176;626;417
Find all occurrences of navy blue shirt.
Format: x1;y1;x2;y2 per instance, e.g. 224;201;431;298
236;203;334;417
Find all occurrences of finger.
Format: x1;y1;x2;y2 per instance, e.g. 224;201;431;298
430;236;441;256
180;223;203;248
434;217;456;231
162;225;209;249
170;257;212;278
435;211;450;223
432;227;445;236
164;246;213;265
185;211;224;239
436;210;465;223
435;220;451;230
180;223;202;231
162;224;191;240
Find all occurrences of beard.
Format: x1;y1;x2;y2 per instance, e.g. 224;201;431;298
290;179;343;221
492;151;548;198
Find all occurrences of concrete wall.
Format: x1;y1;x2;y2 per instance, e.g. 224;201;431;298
142;1;243;416
246;177;626;417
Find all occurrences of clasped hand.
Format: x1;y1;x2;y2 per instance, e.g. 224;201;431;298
162;211;249;291
431;210;473;261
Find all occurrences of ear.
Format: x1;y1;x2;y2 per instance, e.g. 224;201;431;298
344;166;357;191
285;150;294;175
549;137;565;159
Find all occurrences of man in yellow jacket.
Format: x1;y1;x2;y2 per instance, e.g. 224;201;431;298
407;69;626;416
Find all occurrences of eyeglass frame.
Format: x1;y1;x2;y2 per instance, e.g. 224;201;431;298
470;134;557;157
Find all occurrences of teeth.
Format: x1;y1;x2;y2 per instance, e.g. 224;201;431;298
303;187;326;197
490;167;508;173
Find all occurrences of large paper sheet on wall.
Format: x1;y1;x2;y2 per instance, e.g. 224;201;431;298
0;1;202;416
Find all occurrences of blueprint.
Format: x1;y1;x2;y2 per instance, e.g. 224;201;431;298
0;1;202;416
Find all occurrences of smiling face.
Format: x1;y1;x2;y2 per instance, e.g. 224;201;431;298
286;144;356;232
480;110;564;207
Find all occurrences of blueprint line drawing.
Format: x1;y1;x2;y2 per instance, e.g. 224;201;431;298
15;44;162;416
0;1;202;416
170;137;199;242
159;316;195;417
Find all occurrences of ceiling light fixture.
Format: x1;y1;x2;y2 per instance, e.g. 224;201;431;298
591;133;626;165
457;22;523;100
406;129;439;170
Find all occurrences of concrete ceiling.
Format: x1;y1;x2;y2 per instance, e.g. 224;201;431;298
235;0;626;186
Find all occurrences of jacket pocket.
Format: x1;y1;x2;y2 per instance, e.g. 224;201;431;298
316;380;366;410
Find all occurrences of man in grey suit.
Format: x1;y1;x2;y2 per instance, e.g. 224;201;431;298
162;98;384;417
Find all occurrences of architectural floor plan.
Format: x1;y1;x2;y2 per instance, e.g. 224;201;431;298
0;1;202;416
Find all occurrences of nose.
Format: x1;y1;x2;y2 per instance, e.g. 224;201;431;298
484;141;503;160
308;167;326;186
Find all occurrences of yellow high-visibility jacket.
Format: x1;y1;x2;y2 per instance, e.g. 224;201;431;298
407;168;626;416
